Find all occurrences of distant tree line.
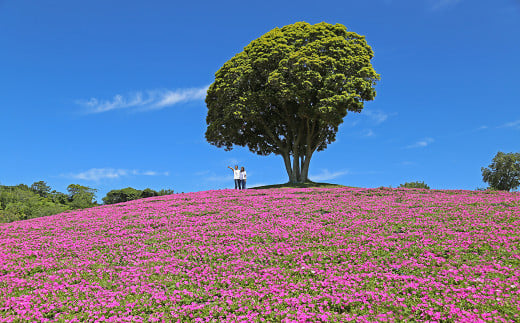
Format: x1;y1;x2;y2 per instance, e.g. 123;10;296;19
102;187;173;205
0;181;174;223
0;182;97;223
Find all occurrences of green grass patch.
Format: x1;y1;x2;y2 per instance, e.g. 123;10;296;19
251;181;347;189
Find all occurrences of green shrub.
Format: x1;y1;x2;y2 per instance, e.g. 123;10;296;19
141;188;159;198
102;187;141;205
399;181;430;189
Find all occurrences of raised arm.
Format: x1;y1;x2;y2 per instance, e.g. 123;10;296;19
227;166;234;171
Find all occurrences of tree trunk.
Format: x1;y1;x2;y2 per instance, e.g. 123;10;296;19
282;118;322;183
292;152;300;182
282;152;296;183
300;153;312;182
284;151;313;183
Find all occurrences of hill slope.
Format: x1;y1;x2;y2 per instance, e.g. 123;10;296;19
1;187;519;321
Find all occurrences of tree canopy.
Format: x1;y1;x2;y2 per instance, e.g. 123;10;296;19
30;181;52;198
206;22;379;182
0;181;96;223
67;184;98;209
481;151;520;191
102;187;174;205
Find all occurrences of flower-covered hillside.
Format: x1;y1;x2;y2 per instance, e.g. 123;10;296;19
0;187;519;322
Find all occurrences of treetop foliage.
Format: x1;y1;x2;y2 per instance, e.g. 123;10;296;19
207;21;379;154
206;21;379;182
482;151;520;191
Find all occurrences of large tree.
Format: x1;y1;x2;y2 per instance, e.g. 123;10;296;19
30;181;52;198
205;22;379;183
67;184;97;209
481;151;520;191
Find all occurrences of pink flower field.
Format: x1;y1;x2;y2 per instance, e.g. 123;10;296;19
0;187;519;322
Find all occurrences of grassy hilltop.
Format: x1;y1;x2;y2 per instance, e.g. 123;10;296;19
0;187;519;321
252;181;346;189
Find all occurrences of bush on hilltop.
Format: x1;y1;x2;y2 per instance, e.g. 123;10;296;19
399;181;430;189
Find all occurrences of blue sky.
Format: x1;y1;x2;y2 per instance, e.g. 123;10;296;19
1;0;519;200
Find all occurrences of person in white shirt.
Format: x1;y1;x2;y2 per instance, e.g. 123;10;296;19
240;167;247;189
227;165;241;189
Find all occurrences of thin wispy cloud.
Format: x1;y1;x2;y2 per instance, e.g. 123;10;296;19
430;0;463;10
363;109;390;124
62;168;170;181
77;85;209;114
363;129;375;137
138;170;170;176
309;169;349;182
405;137;434;149
343;120;360;128
500;119;520;129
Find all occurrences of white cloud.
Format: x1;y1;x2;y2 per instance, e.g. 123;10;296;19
501;119;520;129
405;137;434;149
62;168;169;181
138;170;170;176
363;109;390;124
309;169;349;182
77;85;209;114
343;120;360;128
430;0;462;10
363;129;375;137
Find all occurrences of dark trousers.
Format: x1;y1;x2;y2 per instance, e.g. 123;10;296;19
234;179;241;189
241;180;246;189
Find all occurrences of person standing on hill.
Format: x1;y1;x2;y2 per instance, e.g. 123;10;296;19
228;165;241;189
240;166;247;189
